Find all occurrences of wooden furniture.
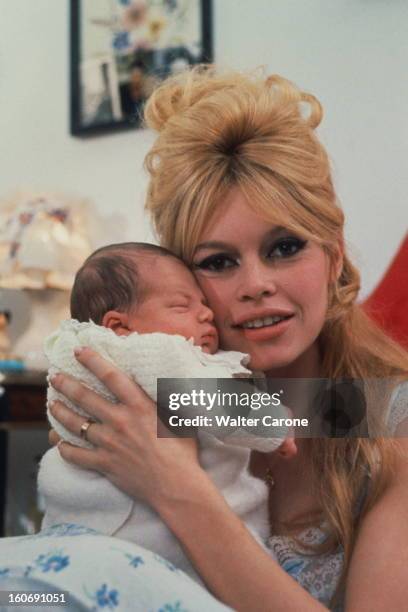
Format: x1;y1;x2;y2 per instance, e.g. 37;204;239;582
0;370;47;536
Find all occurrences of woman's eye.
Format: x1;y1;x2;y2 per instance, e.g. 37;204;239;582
268;238;306;259
194;254;237;272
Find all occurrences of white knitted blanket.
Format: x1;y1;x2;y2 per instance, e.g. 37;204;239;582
44;319;285;451
38;319;285;580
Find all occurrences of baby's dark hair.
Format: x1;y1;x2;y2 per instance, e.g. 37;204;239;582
70;242;181;324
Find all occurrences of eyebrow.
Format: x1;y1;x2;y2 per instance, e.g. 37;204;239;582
193;241;234;254
194;227;288;254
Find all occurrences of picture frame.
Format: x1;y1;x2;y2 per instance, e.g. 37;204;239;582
70;0;213;137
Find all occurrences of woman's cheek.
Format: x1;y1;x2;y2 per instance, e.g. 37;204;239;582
295;267;330;327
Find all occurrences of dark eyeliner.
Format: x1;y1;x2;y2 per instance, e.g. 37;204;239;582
267;237;307;259
193;253;236;272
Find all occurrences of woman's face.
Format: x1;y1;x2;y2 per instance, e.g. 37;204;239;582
192;188;339;374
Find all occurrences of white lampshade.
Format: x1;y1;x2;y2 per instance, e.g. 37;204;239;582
0;192;92;290
0;192;93;370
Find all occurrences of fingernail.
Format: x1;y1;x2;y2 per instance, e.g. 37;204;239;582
74;346;85;356
50;374;60;386
48;400;56;414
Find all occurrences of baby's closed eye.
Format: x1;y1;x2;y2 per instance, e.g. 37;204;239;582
168;302;190;311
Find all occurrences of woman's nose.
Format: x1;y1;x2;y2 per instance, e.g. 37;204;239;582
237;262;278;302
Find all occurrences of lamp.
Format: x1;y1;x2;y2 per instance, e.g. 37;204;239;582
0;192;93;370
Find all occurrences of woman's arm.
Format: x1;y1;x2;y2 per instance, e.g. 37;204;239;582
147;466;326;611
344;434;408;612
50;348;408;611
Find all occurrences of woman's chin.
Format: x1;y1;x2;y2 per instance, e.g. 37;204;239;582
247;340;321;377
219;331;310;375
244;344;301;374
248;355;293;374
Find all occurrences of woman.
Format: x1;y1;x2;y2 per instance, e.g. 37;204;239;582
48;67;408;610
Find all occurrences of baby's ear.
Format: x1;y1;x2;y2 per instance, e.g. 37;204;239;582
102;310;130;336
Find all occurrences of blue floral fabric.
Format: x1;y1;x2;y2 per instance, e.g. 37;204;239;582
0;524;231;612
2;384;405;611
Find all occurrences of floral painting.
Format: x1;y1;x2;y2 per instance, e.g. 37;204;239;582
70;0;212;135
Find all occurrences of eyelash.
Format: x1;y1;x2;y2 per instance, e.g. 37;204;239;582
194;238;307;272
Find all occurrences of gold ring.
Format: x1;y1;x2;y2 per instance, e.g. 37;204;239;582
80;417;97;442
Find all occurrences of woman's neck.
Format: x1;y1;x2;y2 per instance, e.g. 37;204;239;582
265;341;322;379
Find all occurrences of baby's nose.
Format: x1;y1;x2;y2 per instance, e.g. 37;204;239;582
198;304;214;323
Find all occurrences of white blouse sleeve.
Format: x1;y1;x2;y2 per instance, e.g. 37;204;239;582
387;380;408;435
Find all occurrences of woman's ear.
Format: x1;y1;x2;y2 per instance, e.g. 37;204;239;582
102;310;131;336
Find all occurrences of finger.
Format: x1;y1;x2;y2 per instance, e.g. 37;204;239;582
278;437;298;458
73;346;152;408
58;441;105;473
48;429;61;447
157;417;172;438
49;401;106;445
50;374;119;424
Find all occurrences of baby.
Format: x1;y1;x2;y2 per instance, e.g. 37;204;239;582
38;242;294;582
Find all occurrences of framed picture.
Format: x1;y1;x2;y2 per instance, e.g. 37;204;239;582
70;0;213;136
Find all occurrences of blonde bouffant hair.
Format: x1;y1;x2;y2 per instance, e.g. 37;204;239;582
143;65;408;603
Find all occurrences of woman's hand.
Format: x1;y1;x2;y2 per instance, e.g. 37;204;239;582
49;346;199;508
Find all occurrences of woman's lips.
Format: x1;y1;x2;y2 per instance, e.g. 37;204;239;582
237;315;294;341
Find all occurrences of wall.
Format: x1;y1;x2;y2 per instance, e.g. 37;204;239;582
0;0;407;297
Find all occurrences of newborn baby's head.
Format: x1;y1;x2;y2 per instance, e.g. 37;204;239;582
70;242;219;354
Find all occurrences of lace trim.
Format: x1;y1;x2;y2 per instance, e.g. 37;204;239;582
387;381;408;433
267;527;343;608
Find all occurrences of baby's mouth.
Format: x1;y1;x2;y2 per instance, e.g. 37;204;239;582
202;332;217;342
200;329;218;351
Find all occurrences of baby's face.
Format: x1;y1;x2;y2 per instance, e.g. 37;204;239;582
127;257;219;354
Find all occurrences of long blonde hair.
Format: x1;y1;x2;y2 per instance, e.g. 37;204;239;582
143;66;408;600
